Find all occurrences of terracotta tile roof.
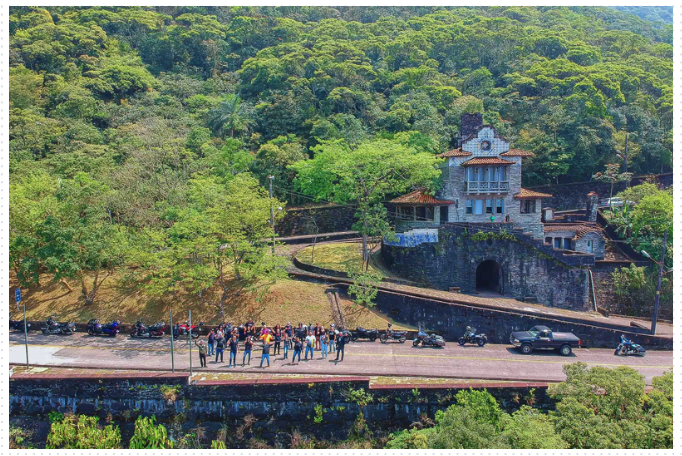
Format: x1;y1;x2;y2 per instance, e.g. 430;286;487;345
390;189;454;206
514;188;553;199
543;224;603;240
500;149;535;157
438;148;472;158
460;157;516;166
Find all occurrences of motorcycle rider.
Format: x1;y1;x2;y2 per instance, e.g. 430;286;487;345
135;319;144;336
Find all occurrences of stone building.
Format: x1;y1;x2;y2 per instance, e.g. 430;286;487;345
393;113;552;239
383;114;608;310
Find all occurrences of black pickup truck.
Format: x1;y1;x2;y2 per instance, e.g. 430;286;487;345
509;325;580;356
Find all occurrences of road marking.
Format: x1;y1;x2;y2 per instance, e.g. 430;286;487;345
8;343;670;369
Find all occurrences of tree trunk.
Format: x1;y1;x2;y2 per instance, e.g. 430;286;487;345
362;217;369;272
60;279;74;292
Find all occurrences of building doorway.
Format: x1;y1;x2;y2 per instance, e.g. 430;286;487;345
476;260;502;294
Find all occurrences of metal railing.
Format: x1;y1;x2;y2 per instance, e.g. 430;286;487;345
466;181;510;193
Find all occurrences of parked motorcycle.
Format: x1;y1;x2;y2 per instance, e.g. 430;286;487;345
380;325;407;343
130;320;165;338
9;315;30;332
614;335;646;357
458;326;488;346
42;316;76;335
351;327;379;342
177;321;203;338
87;319;120;337
413;331;445;348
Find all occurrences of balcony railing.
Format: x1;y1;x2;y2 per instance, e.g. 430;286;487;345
466;181;510;193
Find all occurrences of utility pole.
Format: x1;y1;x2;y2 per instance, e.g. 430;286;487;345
23;304;29;367
169;308;175;372
189;310;193;376
650;229;667;335
268;175;275;254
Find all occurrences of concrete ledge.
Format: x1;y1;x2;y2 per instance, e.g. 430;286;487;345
370;381;550;390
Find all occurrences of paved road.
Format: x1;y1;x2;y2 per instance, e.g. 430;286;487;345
9;332;671;384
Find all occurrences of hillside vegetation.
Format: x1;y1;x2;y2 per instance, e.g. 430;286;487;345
9;6;673;316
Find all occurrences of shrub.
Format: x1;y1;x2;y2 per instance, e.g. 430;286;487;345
129;415;174;449
46;415;121;449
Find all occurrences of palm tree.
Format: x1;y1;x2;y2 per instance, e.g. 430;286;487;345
207;94;253;138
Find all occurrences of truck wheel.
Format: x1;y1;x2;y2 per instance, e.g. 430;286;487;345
520;343;533;354
560;344;572;356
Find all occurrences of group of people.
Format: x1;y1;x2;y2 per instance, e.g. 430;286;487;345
193;321;350;369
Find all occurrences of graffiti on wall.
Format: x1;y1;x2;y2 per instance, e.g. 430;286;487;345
384;229;439;247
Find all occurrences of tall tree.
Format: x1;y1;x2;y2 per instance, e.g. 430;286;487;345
292;139;441;269
206;93;254;138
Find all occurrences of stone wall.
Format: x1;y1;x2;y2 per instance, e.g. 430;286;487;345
527;173;672;211
381;224;593;310
369;288;673;349
10;374;551;447
289;271;672;349
276;204;357;236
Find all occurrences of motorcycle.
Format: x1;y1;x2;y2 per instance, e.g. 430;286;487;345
42;316;76;335
413;331;445;348
177;321;203;338
87;319;120;337
458;326;488;347
130;320;165;338
351;327;379;342
380;329;407;343
9;315;30;332
614;335;646;357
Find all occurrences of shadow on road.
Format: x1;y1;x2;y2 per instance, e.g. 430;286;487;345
504;347;577;358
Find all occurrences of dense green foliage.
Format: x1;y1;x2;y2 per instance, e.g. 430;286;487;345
8;6;672;311
46;415;122;449
386;366;672;449
607;184;672;318
129;416;174;449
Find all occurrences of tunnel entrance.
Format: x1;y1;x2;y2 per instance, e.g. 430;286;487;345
476;260;502;294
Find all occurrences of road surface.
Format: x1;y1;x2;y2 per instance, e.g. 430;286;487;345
9;332;671;384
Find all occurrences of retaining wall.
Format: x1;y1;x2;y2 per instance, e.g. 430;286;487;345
9;372;550;447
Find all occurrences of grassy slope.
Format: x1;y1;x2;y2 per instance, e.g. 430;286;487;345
9;272;408;330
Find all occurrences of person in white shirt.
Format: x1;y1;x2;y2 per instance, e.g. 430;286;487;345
305;332;316;360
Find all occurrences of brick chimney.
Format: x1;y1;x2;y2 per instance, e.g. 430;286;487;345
586;192;598;222
458;113;483;147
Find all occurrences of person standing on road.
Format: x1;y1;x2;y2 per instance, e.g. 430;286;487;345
228;334;239;367
195;339;207;368
243;336;253;365
282;331;290;359
215;335;225;363
328;324;336;353
285;322;293;348
207;330;215;356
305;331;316;360
314;323;321;350
260;339;271;367
320;329;328;359
273;324;282;355
292;337;302;365
335;330;347;362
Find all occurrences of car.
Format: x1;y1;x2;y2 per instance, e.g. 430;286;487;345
599;197;635;208
509;325;580;356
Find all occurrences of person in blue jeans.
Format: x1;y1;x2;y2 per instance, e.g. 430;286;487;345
320;330;328;358
207;330;215;356
214;336;225;363
283;332;290;359
260;341;271;367
304;331;315;360
242;336;253;365
292;337;302;365
228;335;239;367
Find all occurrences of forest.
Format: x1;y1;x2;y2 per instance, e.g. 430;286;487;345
9;6;673;311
